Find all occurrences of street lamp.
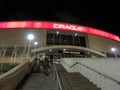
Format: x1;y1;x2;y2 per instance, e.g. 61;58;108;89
26;34;34;58
34;41;38;56
111;47;117;58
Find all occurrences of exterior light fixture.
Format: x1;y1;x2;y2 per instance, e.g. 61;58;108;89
34;41;38;56
26;34;34;58
111;47;117;58
56;31;59;35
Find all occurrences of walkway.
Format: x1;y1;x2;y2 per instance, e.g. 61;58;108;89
16;65;58;90
16;63;101;90
55;63;101;90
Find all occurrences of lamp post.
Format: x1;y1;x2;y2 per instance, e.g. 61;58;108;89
111;47;117;58
34;41;38;56
26;34;34;58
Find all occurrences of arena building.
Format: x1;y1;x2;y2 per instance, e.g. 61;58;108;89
0;21;120;58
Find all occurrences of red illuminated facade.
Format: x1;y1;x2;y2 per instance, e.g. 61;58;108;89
0;21;119;42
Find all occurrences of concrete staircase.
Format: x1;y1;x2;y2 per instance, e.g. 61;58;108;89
17;72;58;90
55;64;101;90
16;63;101;90
59;73;101;90
16;64;58;90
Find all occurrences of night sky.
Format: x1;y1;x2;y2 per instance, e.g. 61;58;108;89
0;0;120;36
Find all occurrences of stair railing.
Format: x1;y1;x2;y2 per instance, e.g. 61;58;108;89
62;60;120;90
53;63;63;90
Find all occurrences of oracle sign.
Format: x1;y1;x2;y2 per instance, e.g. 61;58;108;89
0;21;119;42
53;24;82;31
52;23;120;42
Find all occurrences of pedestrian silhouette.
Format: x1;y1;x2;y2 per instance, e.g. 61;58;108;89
43;57;50;76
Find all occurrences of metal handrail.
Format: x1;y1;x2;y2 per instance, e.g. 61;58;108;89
63;61;120;84
53;63;63;90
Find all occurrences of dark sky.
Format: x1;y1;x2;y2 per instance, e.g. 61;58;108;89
0;0;120;36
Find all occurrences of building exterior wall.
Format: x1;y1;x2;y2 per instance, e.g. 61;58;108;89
87;34;120;55
0;29;47;47
0;28;119;56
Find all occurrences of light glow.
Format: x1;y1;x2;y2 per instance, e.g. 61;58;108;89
56;31;59;34
34;41;38;45
27;34;34;40
75;33;77;36
111;48;116;52
50;49;52;52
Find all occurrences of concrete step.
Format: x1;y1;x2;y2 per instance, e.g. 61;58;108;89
63;87;101;90
17;64;101;90
55;64;68;73
18;72;58;90
21;88;57;90
59;72;101;90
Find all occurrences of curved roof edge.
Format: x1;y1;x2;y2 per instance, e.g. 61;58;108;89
31;45;107;57
0;21;119;42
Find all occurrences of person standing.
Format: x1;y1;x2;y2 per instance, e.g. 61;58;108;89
39;59;44;72
43;57;50;76
33;57;39;72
